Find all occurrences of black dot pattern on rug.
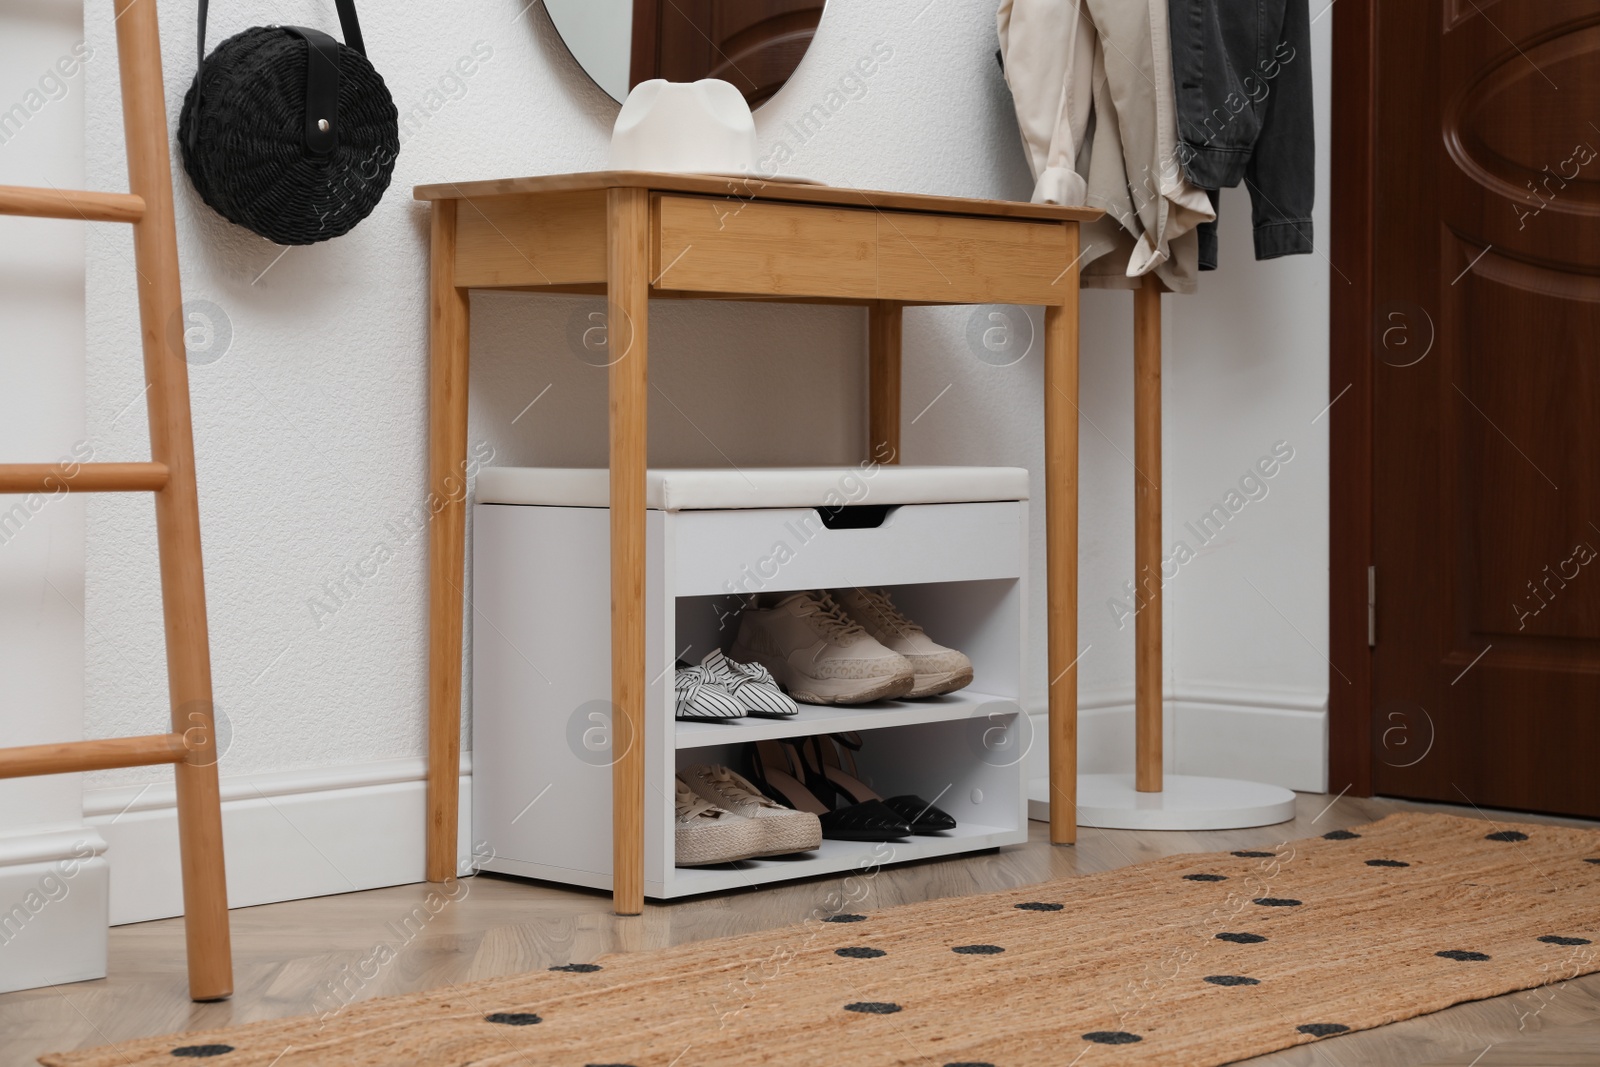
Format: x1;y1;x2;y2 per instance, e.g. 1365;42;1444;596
1232;850;1276;858
550;963;602;973
836;946;886;959
1586;858;1600;865
1083;1031;1143;1045
953;944;1005;955
944;1063;996;1067
1253;897;1302;907
1485;830;1528;842
585;1063;638;1067
1539;935;1592;946
1015;901;1063;911
1436;950;1491;962
484;1012;542;1026
844;1001;902;1014
1322;829;1360;840
825;913;867;923
170;1049;234;1059
1184;873;1228;882
1204;974;1261;986
1365;859;1410;867
1216;932;1269;944
1298;1023;1350;1037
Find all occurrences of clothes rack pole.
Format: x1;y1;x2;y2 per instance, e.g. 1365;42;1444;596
1133;280;1163;793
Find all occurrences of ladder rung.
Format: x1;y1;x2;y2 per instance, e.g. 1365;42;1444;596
0;462;169;493
0;733;188;779
0;184;146;224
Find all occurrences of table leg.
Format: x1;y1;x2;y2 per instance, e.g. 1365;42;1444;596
426;200;470;882
607;188;650;916
1044;225;1081;846
869;301;902;464
1133;281;1163;793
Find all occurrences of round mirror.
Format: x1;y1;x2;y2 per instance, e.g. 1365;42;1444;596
545;1;828;108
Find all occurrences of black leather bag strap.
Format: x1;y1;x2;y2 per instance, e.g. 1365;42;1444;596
196;0;367;63
191;0;367;153
284;27;343;156
331;0;366;57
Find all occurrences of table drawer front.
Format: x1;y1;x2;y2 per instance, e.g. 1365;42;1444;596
670;501;1025;597
653;195;877;299
877;212;1073;305
652;194;1075;304
454;190;608;288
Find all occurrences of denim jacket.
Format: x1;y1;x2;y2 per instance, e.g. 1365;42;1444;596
1168;0;1315;268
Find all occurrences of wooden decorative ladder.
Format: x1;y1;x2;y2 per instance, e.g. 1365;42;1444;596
0;0;232;1001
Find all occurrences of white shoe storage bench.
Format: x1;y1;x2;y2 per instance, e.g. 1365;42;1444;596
471;466;1030;899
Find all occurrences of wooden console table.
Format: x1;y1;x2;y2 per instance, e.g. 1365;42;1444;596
413;172;1097;914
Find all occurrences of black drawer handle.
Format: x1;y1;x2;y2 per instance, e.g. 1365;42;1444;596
815;504;898;530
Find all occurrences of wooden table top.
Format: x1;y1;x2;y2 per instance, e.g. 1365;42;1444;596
413;170;1101;223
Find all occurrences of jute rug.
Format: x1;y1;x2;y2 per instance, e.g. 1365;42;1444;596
43;812;1600;1066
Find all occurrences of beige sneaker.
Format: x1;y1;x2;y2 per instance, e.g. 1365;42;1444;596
681;764;821;856
831;588;973;698
731;591;914;705
674;776;764;866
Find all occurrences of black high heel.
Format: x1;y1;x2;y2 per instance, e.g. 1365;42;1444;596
804;732;958;835
746;740;911;842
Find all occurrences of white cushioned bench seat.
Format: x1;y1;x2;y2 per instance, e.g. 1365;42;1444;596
475;465;1029;511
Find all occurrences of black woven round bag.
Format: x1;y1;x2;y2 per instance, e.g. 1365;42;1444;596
178;0;398;246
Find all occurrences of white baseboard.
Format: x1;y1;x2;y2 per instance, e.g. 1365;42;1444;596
1024;682;1327;794
1171;684;1328;793
0;829;109;993
86;758;472;926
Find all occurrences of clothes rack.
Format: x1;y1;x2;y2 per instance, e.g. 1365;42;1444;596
1031;279;1298;830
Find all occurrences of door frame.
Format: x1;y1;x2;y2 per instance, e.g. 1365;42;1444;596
1328;0;1378;796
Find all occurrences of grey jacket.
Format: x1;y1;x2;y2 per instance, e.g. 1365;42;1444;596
1168;0;1315;268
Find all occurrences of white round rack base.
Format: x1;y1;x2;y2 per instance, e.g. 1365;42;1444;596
1028;773;1298;831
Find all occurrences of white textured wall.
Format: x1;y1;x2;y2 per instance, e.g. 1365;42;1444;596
1164;11;1332;764
1;0;89;840
80;0;1331;806
1;2;113;994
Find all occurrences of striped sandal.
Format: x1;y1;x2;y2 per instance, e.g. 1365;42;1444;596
701;649;799;718
674;662;744;721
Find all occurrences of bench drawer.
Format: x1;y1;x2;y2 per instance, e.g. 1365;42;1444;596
669;501;1025;597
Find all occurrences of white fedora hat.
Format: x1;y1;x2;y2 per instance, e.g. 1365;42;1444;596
610;79;758;176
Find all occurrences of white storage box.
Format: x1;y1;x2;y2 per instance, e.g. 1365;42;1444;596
471;465;1031;898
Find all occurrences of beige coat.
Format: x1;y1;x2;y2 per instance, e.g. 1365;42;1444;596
997;0;1213;292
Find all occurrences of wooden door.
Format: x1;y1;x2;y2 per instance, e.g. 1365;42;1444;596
630;0;824;106
1371;1;1600;817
